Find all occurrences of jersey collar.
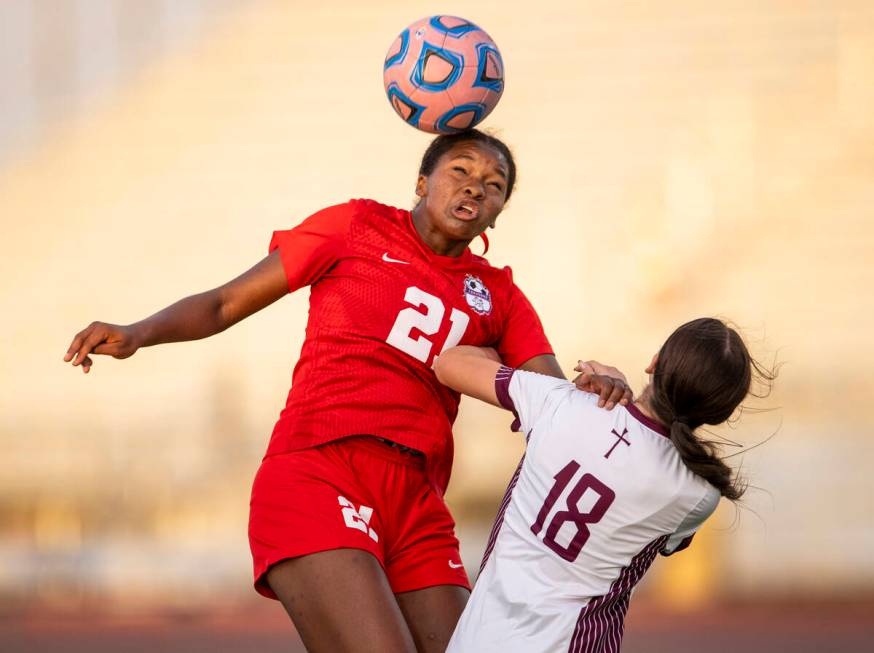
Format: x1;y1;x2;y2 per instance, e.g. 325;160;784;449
626;403;670;438
403;209;476;269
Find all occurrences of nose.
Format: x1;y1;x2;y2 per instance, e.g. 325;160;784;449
464;180;485;200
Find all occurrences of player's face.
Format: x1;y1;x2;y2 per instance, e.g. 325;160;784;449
415;142;509;243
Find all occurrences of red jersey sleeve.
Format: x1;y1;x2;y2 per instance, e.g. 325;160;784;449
268;202;354;292
496;271;554;368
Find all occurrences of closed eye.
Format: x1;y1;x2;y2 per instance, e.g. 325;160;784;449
453;166;468;174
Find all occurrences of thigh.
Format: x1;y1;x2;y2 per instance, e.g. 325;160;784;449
383;474;470;596
267;549;417;653
249;446;384;599
395;584;470;653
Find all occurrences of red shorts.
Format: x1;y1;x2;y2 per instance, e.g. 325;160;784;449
248;435;471;599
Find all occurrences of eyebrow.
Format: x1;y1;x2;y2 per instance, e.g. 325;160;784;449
451;153;508;179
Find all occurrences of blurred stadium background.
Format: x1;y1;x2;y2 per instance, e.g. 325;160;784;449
1;0;872;651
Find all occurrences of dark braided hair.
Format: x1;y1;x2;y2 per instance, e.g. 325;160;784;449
418;129;517;200
646;318;775;500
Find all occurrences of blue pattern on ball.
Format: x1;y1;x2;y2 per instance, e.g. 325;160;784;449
385;82;426;128
428;16;481;38
472;43;504;93
383;29;410;71
412;42;464;92
435;102;486;133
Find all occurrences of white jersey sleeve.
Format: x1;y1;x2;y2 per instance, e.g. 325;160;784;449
495;365;577;437
661;484;721;555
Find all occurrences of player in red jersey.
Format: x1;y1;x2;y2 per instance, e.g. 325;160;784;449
63;129;631;653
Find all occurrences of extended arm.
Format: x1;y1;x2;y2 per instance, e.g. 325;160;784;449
433;346;503;407
64;250;288;372
436;348;633;411
519;354;632;410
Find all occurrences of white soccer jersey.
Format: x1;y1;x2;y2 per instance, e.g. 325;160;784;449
447;367;721;653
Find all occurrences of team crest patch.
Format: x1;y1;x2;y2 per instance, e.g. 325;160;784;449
463;274;492;316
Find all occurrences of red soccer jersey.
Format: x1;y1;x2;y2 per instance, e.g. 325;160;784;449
267;199;553;493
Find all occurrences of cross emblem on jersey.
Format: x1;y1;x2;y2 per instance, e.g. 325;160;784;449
604;427;631;459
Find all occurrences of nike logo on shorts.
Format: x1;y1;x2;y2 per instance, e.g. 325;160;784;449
448;560;464;569
382;252;410;265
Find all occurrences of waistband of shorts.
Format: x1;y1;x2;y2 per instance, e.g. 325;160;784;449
335;435;426;468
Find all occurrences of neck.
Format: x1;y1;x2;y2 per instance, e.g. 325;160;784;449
410;204;471;258
633;386;665;427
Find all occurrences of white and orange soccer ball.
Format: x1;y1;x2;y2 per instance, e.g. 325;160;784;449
383;15;505;134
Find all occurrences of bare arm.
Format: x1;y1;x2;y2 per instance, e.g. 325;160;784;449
518;353;565;379
433;346;503;407
439;350;633;411
64;251;288;373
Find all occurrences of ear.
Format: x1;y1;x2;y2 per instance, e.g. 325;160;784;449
489;220;497;229
415;174;427;198
644;353;658;375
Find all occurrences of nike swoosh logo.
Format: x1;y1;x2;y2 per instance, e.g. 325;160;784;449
382;252;410;265
448;560;464;569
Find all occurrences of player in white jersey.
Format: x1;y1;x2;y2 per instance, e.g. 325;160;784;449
435;317;773;653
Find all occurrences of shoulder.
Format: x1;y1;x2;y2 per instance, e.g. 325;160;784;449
464;255;520;294
466;250;510;275
697;482;721;517
348;198;408;223
513;368;574;392
648;427;722;511
510;370;585;416
677;480;721;534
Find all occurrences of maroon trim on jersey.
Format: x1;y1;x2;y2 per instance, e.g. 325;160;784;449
494;365;521;432
494;365;516;411
661;534;694;557
625;403;670;438
478;455;525;577
567;535;669;653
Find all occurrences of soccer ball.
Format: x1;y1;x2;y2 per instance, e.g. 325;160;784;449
383;15;504;134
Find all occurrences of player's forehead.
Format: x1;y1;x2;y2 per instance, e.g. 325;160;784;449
440;142;508;177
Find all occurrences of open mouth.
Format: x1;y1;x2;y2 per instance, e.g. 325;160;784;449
452;200;480;221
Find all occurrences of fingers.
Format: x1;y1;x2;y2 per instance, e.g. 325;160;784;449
573;359;634;409
599;375;634;410
65;322;139;373
76;328;107;366
596;376;615;409
574;362;618;408
572;370;594;392
618;385;633;406
576;373;634;410
577;373;612;407
586;359;629;384
65;322;110;368
65;326;91;365
605;381;628;410
64;326;91;363
573;362;597;393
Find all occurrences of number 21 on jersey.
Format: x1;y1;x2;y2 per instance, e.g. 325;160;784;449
386;286;470;364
